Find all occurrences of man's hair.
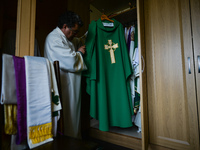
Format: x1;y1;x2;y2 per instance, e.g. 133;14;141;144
57;11;83;29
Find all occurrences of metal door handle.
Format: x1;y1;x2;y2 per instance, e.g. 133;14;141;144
188;57;191;74
198;56;200;73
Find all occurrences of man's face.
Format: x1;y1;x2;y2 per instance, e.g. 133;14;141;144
63;23;79;41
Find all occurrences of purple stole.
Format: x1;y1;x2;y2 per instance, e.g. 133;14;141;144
127;28;131;53
13;56;27;144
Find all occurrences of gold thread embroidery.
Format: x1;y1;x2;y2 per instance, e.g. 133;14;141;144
29;122;53;144
4;105;17;135
104;40;118;64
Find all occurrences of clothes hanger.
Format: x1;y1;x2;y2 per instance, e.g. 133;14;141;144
101;13;114;22
80;31;88;39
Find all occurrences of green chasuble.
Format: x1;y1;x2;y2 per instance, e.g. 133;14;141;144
83;19;133;131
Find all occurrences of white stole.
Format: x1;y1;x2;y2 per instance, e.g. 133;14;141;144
1;54;17;104
24;56;53;149
46;59;62;112
46;59;62;137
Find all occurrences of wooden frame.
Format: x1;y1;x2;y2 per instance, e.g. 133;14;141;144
90;128;142;150
137;0;149;150
16;0;36;57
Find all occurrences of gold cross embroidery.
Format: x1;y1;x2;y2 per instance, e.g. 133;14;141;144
104;40;118;64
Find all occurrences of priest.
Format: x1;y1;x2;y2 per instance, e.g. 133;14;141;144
44;11;87;138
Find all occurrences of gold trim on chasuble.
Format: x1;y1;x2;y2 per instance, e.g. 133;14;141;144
104;40;118;64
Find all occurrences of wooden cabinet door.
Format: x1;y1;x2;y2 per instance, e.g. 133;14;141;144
190;0;200;132
144;0;200;149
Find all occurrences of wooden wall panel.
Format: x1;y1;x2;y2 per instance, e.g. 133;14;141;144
35;0;68;56
16;0;36;57
67;0;90;37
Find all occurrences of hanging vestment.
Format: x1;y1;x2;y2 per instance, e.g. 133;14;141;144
127;26;136;106
44;27;87;138
83;19;133;131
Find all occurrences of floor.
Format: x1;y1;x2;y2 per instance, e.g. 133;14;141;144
0;111;140;150
91;118;142;138
1;134;133;150
35;136;133;150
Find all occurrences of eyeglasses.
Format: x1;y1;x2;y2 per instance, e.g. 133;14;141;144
69;28;79;35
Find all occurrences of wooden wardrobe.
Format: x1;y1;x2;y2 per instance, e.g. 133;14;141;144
89;0;200;150
3;0;200;150
143;0;200;149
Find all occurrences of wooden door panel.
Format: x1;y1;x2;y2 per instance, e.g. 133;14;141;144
144;0;199;149
16;0;36;57
190;0;200;131
137;0;149;150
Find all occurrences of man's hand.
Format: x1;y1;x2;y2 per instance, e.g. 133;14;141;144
78;45;86;54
